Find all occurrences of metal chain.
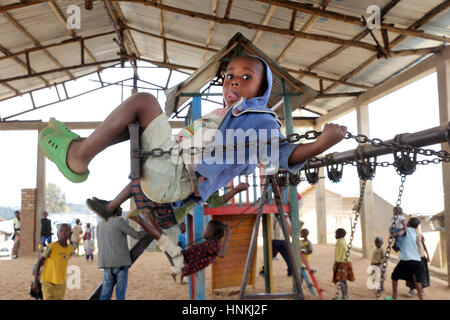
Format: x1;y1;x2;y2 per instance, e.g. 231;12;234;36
334;179;367;300
375;174;406;300
134;129;450;163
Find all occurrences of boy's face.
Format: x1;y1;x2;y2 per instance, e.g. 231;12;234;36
301;230;308;238
179;223;186;233
202;223;214;239
58;225;72;243
223;57;265;107
375;239;383;248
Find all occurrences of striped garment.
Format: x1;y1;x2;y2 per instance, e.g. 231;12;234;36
181;239;221;277
130;179;177;229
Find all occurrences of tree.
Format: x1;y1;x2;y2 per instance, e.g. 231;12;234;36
46;183;67;213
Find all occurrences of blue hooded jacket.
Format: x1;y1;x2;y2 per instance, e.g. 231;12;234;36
190;56;305;203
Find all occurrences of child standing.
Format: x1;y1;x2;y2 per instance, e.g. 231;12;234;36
40;55;347;208
370;237;385;293
128;210;231;282
83;223;95;262
332;228;355;300
31;223;73;300
300;228;313;264
389;217;424;300
177;222;187;249
406;224;430;296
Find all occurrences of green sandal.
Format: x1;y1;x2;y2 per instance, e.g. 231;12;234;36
48;118;79;140
39;127;89;183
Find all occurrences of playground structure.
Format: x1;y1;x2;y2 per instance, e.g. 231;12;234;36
0;0;449;300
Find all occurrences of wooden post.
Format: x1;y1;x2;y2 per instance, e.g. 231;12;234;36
436;57;450;285
315;164;327;244
356;104;375;259
35;130;46;251
281;79;302;295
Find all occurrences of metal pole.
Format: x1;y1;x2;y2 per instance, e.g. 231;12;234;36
307;122;450;168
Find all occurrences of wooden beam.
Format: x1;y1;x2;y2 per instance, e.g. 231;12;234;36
0;43;50;87
121;53;197;71
0;58;121;84
47;1;100;70
283;66;371;90
276;0;331;64
0;30;115;63
112;0;140;57
1;11;75;80
157;0;168;63
120;0;380;53
224;0;234;19
201;0;219;64
252;5;276;45
300;0;400;75
323;0;450;94
316;92;364;98
316;45;450;126
127;26;219;53
254;0;449;43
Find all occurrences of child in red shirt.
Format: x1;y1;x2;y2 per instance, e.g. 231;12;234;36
128;210;231;282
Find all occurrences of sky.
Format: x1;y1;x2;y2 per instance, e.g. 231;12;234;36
0;62;445;216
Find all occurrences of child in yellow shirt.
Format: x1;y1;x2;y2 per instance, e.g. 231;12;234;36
332;228;355;300
32;223;73;300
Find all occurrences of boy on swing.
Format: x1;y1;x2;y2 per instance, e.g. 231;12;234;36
128;208;231;282
40;55;347;211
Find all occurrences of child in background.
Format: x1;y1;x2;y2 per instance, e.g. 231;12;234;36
370;237;385;293
300;228;313;264
388;217;424;300
83;223;95;262
389;207;407;252
31;223;73;300
332;228;355;300
177;222;187;249
406;222;430;297
128;209;231;282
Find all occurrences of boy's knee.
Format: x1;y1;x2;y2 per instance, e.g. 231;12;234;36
132;92;158;104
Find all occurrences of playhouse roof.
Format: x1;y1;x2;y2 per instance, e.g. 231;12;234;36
0;0;448;120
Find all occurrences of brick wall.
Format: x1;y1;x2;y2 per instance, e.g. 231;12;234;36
20;188;36;256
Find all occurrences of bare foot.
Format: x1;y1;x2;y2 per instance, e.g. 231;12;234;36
66;141;89;174
171;273;177;282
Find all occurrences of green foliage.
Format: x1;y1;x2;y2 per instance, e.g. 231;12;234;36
46;183;67;213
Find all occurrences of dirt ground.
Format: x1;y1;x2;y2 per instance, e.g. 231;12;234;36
0;243;449;300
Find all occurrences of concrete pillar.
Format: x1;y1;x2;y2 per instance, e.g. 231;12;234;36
436;57;450;285
20;189;36;256
356;104;375;258
35;131;46;251
315;167;327;244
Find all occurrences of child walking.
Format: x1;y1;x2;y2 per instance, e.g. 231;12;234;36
40;55;347;208
332;228;355;300
31;223;73;300
128;209;230;282
300;228;313;264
